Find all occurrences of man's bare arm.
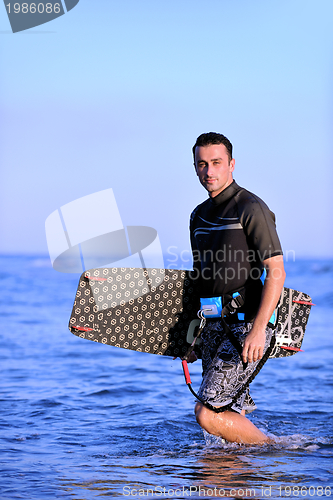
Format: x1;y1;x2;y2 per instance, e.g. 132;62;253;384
242;255;286;363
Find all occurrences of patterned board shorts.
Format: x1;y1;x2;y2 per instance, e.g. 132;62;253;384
197;320;274;414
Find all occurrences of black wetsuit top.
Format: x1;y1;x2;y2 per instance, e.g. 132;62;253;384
190;181;283;320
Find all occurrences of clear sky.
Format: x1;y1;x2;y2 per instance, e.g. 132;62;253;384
0;0;332;263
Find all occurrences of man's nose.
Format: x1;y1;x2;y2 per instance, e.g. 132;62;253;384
206;163;214;177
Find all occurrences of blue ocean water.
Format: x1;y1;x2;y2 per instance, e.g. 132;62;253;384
0;255;332;500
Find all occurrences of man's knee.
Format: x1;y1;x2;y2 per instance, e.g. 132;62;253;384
194;402;212;429
194;401;202;419
194;402;238;431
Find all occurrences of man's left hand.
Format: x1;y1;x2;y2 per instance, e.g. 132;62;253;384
242;326;266;363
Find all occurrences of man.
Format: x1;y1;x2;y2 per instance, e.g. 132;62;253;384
189;132;285;444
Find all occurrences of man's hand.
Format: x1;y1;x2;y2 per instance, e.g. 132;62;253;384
242;255;285;364
186;351;198;363
242;326;266;363
173;351;198;363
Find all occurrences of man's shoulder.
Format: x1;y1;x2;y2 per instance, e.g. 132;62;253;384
234;185;273;215
190;198;210;221
234;185;278;236
190;182;274;222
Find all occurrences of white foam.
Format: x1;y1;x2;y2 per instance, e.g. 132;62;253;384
202;429;331;451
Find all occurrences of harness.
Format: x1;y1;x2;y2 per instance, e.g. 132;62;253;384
181;291;274;413
181;287;313;414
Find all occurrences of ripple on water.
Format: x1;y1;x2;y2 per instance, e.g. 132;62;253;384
0;256;332;499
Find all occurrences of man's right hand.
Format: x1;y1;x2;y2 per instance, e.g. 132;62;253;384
174;351;198;363
186;351;198;363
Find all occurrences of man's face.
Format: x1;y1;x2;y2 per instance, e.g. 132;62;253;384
194;144;235;197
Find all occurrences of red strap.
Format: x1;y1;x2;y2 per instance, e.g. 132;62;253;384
293;300;315;306
280;346;304;352
182;360;192;385
85;275;107;281
72;325;94;332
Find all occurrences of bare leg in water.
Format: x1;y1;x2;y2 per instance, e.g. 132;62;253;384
195;402;269;444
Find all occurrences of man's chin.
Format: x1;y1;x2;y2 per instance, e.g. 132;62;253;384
205;185;219;195
204;184;225;198
202;182;216;192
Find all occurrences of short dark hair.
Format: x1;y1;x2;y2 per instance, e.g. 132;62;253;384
192;132;233;162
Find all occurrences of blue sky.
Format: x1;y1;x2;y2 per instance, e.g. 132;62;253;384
0;0;332;262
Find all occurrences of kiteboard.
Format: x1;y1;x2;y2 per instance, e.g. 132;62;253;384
268;287;314;358
68;267;199;358
68;266;314;359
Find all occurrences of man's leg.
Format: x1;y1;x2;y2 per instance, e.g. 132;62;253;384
195;402;269;444
195;322;274;443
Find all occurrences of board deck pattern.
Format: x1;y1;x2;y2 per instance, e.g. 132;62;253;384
269;287;313;358
69;267;199;357
69;267;313;359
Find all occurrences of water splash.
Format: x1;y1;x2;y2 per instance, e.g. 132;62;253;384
203;429;332;452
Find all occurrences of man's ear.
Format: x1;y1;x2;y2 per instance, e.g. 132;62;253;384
230;159;235;172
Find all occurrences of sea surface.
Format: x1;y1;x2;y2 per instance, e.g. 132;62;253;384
0;255;332;500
